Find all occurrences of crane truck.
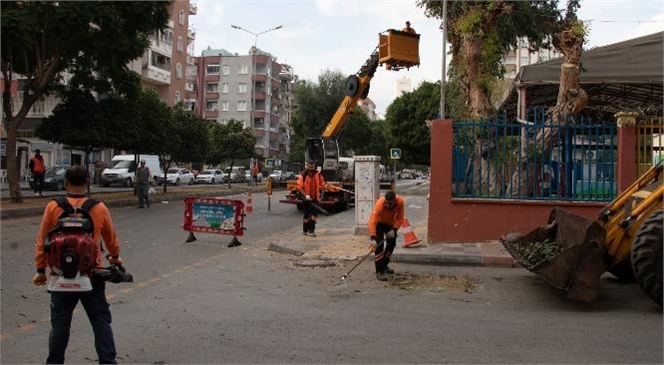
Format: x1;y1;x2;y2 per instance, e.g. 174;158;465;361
279;28;420;212
501;161;663;306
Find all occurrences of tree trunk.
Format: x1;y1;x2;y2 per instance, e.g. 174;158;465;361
508;29;588;197
463;36;497;195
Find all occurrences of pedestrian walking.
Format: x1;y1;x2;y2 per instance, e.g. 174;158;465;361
296;160;325;237
29;149;46;196
32;165;123;364
368;191;405;281
135;159;151;208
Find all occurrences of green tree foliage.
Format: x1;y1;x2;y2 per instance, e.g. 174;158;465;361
208;120;256;188
289;69;375;162
416;0;560;118
1;1;170;202
171;105;210;167
36;89;106;158
384;81;440;165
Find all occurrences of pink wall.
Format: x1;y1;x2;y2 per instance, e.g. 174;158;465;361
427;119;622;243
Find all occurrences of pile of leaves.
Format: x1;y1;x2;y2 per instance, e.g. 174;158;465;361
384;272;476;293
514;239;565;267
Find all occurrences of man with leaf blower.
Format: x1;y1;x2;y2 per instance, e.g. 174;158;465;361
368;191;405;281
33;165;126;364
296;160;326;237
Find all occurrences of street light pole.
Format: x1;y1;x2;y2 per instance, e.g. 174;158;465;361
439;0;448;120
231;24;283;159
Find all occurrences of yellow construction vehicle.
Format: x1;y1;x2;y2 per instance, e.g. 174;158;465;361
280;29;420;211
501;161;663;306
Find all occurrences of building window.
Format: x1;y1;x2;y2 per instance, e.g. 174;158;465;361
237;101;247;111
176;63;183;79
221;101;229;111
151;51;171;71
178;10;185;25
206;101;218;111
175;90;181;103
221;83;229;93
177;36;184;52
31;99;45;114
238;65;248;75
222;66;230;75
238;83;247;93
207;83;218;92
207;64;220;74
520;55;528;66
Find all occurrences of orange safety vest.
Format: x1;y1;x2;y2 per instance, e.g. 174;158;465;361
31;156;45;174
297;172;325;201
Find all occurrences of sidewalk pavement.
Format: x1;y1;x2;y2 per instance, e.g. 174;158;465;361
267;192;518;269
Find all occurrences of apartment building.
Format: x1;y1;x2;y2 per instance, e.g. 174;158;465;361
358;97;377;121
192;47;296;160
503;37;561;78
1;0;198;176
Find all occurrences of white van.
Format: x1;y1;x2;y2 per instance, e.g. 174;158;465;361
223;166;246;183
100;155;162;187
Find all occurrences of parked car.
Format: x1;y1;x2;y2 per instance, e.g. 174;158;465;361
282;171;297;181
159;168;194;186
269;170;283;182
195;169;223;184
30;166;67;191
223;166;246;183
244;170;263;183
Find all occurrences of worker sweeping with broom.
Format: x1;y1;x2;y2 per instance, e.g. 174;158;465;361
368;191;405;281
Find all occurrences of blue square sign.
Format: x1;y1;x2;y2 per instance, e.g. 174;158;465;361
390;148;401;160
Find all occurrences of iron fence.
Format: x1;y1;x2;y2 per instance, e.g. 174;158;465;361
452;111;618;202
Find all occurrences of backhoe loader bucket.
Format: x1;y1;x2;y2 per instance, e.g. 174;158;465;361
501;207;607;302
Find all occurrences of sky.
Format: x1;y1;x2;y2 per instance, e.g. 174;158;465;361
190;0;664;118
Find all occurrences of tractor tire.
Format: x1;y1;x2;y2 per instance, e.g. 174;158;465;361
344;75;359;97
631;209;663;307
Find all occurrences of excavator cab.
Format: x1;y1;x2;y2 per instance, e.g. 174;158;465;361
305;137;342;182
378;29;420;70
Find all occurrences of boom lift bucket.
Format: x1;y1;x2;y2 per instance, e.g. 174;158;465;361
501;207;608;302
378;29;420;70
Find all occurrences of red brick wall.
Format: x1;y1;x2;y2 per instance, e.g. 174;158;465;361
427;119;608;243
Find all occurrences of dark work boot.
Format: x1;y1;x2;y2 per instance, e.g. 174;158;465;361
376;272;389;281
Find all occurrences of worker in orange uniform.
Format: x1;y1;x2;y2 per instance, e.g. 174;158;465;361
29;149;46;196
368;191;405;281
252;164;260;186
402;20;416;34
32;165;123;364
296;160;325;237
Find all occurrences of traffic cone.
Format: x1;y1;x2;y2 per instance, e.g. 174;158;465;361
401;218;421;248
246;192;253;214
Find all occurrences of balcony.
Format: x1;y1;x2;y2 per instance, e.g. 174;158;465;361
269;130;280;141
254;91;266;100
253;129;266;138
185;81;194;92
252;110;266;119
252;74;267;82
189;2;197;15
205;92;219;99
188;29;196;40
141;65;171;85
204;110;218;119
149;41;172;61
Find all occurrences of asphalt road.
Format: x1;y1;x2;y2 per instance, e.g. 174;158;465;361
1;189;662;364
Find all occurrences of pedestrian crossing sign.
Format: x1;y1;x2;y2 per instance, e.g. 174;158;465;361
390;148;401;160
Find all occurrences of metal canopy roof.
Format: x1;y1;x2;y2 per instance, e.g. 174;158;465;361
499;32;663;118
